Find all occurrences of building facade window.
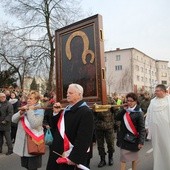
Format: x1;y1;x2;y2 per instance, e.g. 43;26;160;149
116;55;121;61
162;80;167;85
161;65;166;69
161;73;167;77
137;75;140;81
115;65;122;71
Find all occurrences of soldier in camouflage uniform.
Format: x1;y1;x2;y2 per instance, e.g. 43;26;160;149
94;96;115;167
140;92;151;140
138;90;145;103
140;92;151;115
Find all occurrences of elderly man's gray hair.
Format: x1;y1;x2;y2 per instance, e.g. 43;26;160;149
69;83;84;99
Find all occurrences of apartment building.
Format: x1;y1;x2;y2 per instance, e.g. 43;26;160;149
156;60;169;85
105;48;169;96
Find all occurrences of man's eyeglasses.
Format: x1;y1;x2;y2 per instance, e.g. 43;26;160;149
127;100;135;102
53;106;61;109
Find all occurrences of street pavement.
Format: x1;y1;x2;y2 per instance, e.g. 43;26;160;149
0;140;153;170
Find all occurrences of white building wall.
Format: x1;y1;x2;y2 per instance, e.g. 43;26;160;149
105;49;133;95
105;48;168;96
132;49;157;93
156;61;169;86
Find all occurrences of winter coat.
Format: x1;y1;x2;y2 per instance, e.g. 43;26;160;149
116;105;145;151
0;100;13;131
94;110;114;130
9;98;21;127
12;107;44;157
46;100;94;170
140;99;151;114
8;98;21;114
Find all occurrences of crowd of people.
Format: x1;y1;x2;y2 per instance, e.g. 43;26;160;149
0;83;169;170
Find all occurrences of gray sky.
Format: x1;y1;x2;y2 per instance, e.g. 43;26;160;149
1;1;169;62
81;0;170;62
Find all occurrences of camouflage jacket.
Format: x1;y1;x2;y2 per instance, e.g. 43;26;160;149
140;99;151;114
94;110;114;130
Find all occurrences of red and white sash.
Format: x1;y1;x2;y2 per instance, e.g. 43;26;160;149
56;108;90;170
123;112;139;137
57;111;73;156
21;116;44;142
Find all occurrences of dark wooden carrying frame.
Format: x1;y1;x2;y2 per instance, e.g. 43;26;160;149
55;14;107;106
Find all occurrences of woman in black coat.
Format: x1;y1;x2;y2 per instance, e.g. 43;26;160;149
8;91;21;143
116;92;145;170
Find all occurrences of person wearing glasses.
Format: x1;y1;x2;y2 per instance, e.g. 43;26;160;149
145;84;170;170
46;83;94;170
116;92;145;170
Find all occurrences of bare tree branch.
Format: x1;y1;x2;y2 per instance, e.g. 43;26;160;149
0;0;83;91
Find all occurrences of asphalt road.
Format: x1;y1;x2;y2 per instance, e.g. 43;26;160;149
0;140;153;170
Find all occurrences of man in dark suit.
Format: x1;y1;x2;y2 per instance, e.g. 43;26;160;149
46;83;94;170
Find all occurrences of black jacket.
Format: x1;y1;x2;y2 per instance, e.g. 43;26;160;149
116;105;145;151
0;100;14;131
46;100;94;170
43;103;54;134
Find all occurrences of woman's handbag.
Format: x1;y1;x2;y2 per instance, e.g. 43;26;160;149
45;128;53;146
27;134;45;155
124;133;137;143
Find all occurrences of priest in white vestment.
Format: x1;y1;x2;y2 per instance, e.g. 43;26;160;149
145;84;170;170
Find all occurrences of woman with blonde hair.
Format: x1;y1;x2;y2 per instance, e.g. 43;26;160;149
12;91;45;170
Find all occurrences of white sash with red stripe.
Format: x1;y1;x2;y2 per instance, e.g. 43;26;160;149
123;112;139;137
21;116;44;142
56;105;90;170
57;110;73;156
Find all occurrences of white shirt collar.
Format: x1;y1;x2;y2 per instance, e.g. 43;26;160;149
127;104;137;112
